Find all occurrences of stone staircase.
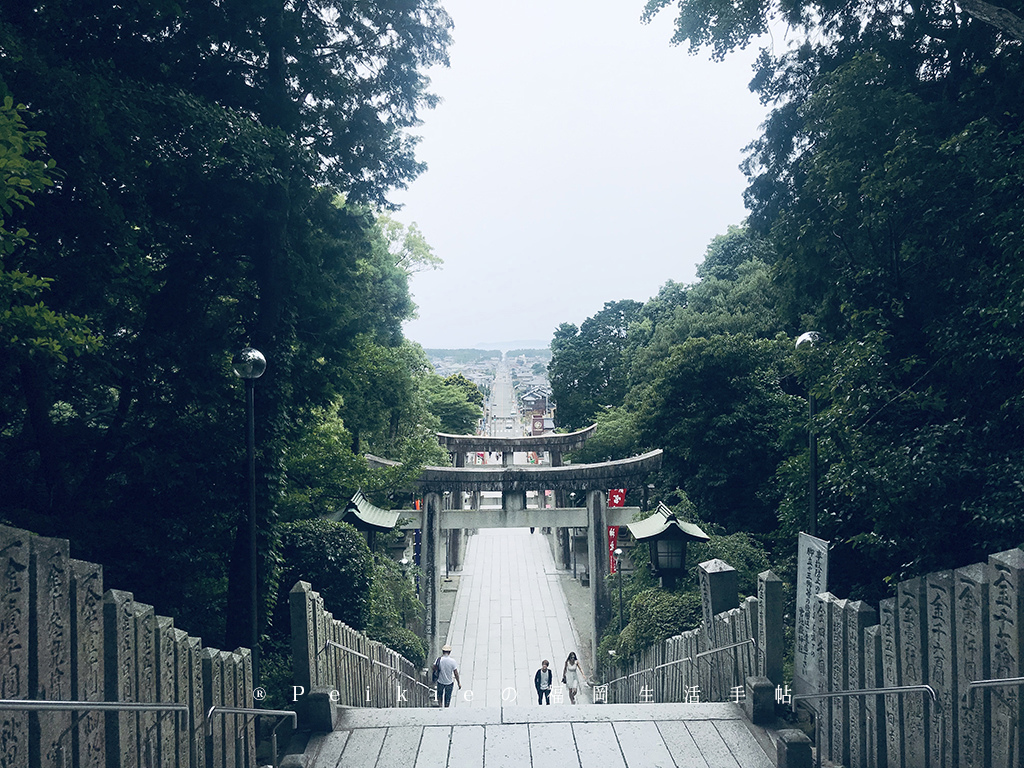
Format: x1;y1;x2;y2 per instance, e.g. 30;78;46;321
295;702;776;768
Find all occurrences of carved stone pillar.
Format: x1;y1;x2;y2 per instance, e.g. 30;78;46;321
424;491;442;659
587;489;609;664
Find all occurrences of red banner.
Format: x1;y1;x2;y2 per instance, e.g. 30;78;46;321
608;488;626;573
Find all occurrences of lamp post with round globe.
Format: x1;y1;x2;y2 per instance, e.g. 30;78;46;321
795;332;820;537
233;347;266;682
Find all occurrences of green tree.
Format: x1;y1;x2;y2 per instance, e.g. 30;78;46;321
646;0;1024;601
338;339;454;467
365;554;426;667
378;214;444;276
645;0;1024;60
565;407;641;464
549;300;643;429
273;518;374;632
425;374;483;435
760;53;1024;592
0;90;100;423
443;373;484;409
635;334;799;533
695;224;774;282
0;0;451;648
278;402;367;523
622;228;778;387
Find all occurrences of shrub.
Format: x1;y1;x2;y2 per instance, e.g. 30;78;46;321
367;625;426;668
273;518;373;633
625;588;703;656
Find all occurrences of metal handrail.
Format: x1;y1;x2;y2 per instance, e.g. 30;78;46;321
206;705;296;768
606;667;652;687
967;676;1024;703
793;684;938;768
968;676;1024;691
653;655;694;673
323;639;433;694
321;639;369;660
605;638;756;690
695;638;756;668
606;655;694;688
204;706;295;737
0;699;190;732
792;683;938;714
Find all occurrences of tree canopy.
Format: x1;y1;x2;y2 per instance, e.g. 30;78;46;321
557;208;1023;615
552;0;1024;660
549;299;644;430
0;0;451;648
582;0;1017;623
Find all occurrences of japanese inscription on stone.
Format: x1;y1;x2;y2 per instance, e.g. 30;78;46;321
879;597;904;768
0;528;29;768
988;549;1024;768
795;532;829;695
955;563;988;768
925;571;954;768
897;577;927;768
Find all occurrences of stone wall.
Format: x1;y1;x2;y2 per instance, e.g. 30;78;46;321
605;548;1024;766
811;547;1024;768
0;524;255;768
289;581;433;710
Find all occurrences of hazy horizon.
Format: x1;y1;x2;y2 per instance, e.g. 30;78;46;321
394;0;773;349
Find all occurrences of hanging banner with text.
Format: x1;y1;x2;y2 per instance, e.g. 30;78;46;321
794;532;829;696
607;489;626;574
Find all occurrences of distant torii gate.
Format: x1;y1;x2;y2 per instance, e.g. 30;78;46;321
367;427;662;663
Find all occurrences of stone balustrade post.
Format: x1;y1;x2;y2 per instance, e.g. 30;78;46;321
757;570;783;686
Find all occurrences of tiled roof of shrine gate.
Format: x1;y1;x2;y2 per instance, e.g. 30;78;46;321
435;423;597;454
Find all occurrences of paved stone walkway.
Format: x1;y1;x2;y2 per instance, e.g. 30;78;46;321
443;528;591;708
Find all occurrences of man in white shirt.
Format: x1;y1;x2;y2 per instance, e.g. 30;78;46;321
435;644;461;707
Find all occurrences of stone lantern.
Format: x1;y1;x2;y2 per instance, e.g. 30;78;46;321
627;502;710;589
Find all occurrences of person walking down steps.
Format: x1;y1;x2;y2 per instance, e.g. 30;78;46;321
562;651;587;704
434;645;461;707
534;660;553;704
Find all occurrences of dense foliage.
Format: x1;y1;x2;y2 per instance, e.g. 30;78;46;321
365;555;428;667
549;300;643;429
274;519;375;632
261;518;424;707
559;0;1024;658
0;0;464;655
580;214;1023;663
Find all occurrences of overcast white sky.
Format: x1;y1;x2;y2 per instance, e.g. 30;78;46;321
393;0;773;350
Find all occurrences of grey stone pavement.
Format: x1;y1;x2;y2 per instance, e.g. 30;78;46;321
443;528;592;708
301;529;775;767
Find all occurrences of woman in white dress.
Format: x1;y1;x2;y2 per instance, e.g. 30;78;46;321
562;651;586;704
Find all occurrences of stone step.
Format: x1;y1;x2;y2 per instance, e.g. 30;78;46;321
302;702;776;768
337;701;744;728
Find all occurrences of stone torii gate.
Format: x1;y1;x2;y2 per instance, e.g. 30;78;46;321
368;428;662;662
